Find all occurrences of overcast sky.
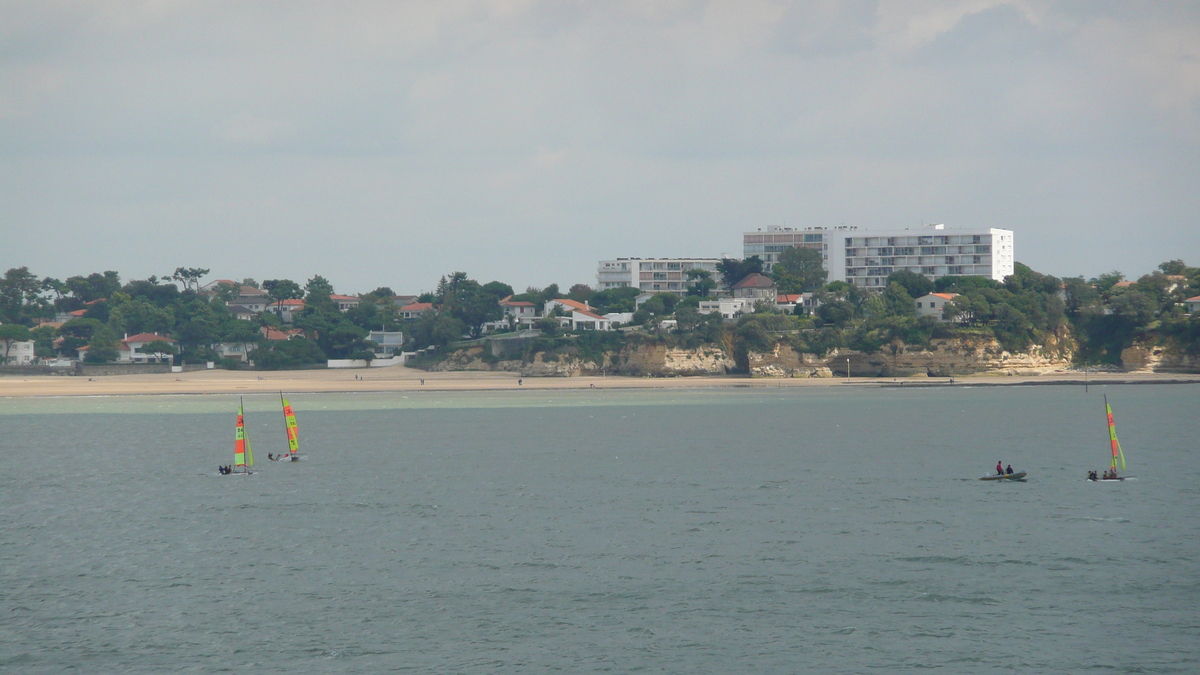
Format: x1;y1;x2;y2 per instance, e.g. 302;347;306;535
2;1;1197;295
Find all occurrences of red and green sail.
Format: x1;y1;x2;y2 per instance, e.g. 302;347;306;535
282;395;299;454
1105;395;1125;471
235;402;247;467
234;400;254;470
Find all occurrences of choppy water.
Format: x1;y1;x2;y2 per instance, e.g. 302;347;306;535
2;384;1198;673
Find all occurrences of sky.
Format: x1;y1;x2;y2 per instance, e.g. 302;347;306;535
2;0;1198;296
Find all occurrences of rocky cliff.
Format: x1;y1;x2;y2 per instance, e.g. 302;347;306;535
429;343;734;377
748;337;1074;378
427;337;1077;378
1120;344;1200;373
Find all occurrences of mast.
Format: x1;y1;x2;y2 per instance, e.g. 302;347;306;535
281;392;299;456
1104;394;1125;471
234;397;247;472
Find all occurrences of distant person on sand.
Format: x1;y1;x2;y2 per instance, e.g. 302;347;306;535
518;379;523;386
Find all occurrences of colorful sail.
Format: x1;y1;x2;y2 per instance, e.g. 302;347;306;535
282;395;299;454
234;401;247;468
1105;395;1125;471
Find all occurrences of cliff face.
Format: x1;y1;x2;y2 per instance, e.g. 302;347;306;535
427;337;1076;377
1120;344;1200;373
747;337;1074;378
429;343;734;377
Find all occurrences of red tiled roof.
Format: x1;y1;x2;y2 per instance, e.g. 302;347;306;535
731;273;775;289
575;309;608;321
260;326;304;341
1186;295;1200;302
69;309;87;316
400;302;435;312
929;293;959;300
330;294;359;301
123;333;175;344
1113;281;1134;288
239;286;268;295
499;295;535;307
777;294;803;303
551;298;589;311
280;298;305;306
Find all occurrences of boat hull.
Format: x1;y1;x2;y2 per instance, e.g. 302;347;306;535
979;472;1027;481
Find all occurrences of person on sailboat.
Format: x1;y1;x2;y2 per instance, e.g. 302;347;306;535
996;461;1004;475
1006;465;1014;475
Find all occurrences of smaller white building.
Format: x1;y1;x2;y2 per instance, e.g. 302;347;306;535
1184;295;1200;314
368;330;405;356
3;340;36;365
915;293;960;322
697;297;757;320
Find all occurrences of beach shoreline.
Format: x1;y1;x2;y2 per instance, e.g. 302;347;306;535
1;366;1197;398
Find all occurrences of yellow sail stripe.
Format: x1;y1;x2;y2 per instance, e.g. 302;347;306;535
283;398;300;453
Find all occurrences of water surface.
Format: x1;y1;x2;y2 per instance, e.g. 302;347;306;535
2;384;1198;673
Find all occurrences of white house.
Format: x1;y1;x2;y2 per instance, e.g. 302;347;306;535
499;295;537;320
544;298;593;315
915;293;961;322
3;340;36;365
557;309;613;331
235;286;270;312
118;333;178;363
1185;295;1200;314
776;293;820;314
696;297;757;320
368;330;405;356
226;304;258;321
330;294;361;312
731;273;777;299
212;342;251;362
400;302;435;319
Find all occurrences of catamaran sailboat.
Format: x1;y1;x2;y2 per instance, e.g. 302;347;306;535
223;397;256;475
1088;394;1135;482
271;393;305;461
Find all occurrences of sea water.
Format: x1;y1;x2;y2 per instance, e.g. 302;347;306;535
1;384;1198;673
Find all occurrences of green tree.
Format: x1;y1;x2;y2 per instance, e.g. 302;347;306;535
685;269;717;297
881;282;916;317
1158;260;1188;276
771;247;828;293
262;279;304;316
716;256;764;289
109;298;175;336
0;323;32;363
589;286;640;313
249;338;326;369
886;269;934;299
0;267;43;322
171;267;210;292
1093;270;1125;293
142;339;178;363
58;318;104;354
84;327;121;363
568;284;595;303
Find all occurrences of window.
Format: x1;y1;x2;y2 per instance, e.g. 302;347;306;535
916;302;923;308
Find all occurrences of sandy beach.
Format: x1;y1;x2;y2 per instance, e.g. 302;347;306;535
1;365;1197;398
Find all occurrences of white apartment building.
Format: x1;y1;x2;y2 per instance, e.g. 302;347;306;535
742;227;828;272
596;258;723;294
744;224;1014;290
